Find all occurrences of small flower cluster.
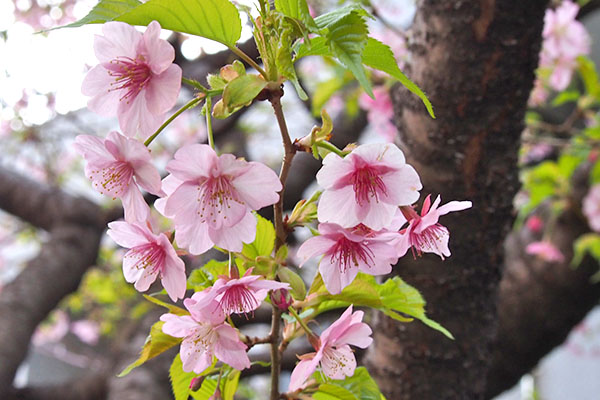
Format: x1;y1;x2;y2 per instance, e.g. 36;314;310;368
530;1;590;104
289;142;471;390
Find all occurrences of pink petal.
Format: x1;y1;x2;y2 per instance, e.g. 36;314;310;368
213;324;251;370
232;161;282;210
134;266;159;292
209;212;257;252
352;142;406;165
296;235;337;267
316;152;349;189
288;355;321;392
83;66;122;116
144;64;182;114
317;186;361;228
380;164;422;206
160;250;187;301
160;314;198;338
120;185;150;223
107;221;148;248
95;22;140;62
73;134;113;165
166;144;215;181
141;21;175;74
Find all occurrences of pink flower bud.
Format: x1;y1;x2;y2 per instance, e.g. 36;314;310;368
189;376;204;391
271;288;293;311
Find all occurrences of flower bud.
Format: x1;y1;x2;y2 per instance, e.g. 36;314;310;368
209;388;222;400
271;288;293;311
189;376;205;391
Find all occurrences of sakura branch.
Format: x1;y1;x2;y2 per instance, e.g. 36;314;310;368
67;0;473;398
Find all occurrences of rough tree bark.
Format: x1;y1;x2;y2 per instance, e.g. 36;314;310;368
364;1;549;399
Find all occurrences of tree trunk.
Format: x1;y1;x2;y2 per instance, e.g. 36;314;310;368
364;1;548;398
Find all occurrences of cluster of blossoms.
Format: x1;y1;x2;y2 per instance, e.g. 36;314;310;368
530;0;590;105
74;18;471;397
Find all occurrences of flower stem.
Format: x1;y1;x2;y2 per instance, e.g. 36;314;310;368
316;140;346;157
205;96;215;149
228;45;268;79
144;97;202;146
287;306;313;336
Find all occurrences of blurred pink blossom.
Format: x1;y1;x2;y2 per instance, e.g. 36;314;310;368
583;184;600;232
526;240;565;263
359;86;398;142
33;311;69;346
70;320;100;345
526;215;544;233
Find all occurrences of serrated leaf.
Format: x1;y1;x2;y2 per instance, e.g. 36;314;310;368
313;367;384;400
119;321;182;376
275;0;319;32
277;29;308;100
143;294;188;315
207;73;227;90
362;37;435;118
223;75;267;110
169;355;196;400
294;36;331;60
242;214;275;259
314;4;371;30
115;0;242;46
379;277;453;339
326;13;372;97
57;0;141;29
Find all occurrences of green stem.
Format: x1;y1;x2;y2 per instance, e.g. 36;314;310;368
316;141;346;157
228;45;268;79
144;97;202;146
287;306;313;336
182;77;208;92
205;96;215;149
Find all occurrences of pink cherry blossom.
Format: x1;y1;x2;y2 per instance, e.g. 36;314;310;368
543;1;590;60
317;143;422;231
212;269;290;316
82;21;182;139
526;241;565;263
158;144;282;255
74;131;162;223
288;306;372;392
297;223;399;294
396;194;472;260
359;86;398;142
107;221;187;301
583;184;600;232
526;215;544;233
160;289;250;373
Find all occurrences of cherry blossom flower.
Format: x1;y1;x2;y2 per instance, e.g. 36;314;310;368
297;223;399;294
107;221;186;301
82;21;182;139
317;143;422;231
158;144;282;255
543;1;589;60
396;195;472;260
160;289;250;373
74;131;162;223
526;240;565;263
211;269;290;316
526;215;544;233
288;306;372;392
583;184;600;232
359;86;398;142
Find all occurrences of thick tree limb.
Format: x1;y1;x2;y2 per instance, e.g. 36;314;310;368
364;1;549;398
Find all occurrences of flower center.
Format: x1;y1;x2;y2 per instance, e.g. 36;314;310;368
196;175;244;224
351;165;387;206
106;56;152;103
218;284;259;316
410;223;448;256
127;242;166;275
91;161;134;198
330;237;375;272
321;346;352;378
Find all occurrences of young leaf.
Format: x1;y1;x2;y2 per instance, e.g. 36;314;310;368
313;367;385;400
277;28;309;100
277;267;307;300
314;4;371;30
275;0;319;32
143;294;188;315
222;75;267;110
572;233;600;267
169;355;197;400
59;0;142;29
362;37;435;118
242;214;276;259
326;13;372;98
119;321;182;376
115;0;242;47
294;36;331;60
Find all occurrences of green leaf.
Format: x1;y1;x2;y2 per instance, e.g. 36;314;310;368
313;367;385;400
275;0;319;32
242;214;276;259
169;355;196;400
115;0;242;46
362;37;435;118
143;294;188;315
311;75;346;115
187;268;213;290
572;233;600;267
58;0;141;29
578;56;600;98
189;368;240;400
314;4;371;30
277;267;307;300
277;28;308;100
552;90;580;106
325;12;372;97
201;259;229;280
294;36;331;60
119;321;182;376
223;74;267;110
379;277;453;339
